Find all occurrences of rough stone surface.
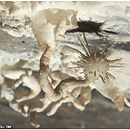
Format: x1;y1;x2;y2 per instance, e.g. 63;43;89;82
0;90;130;129
0;2;130;128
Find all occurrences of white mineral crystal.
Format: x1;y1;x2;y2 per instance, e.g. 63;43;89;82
0;1;130;128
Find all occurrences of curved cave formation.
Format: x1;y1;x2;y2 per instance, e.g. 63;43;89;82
0;1;130;129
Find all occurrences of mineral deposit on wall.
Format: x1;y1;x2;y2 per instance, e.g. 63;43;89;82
0;1;130;128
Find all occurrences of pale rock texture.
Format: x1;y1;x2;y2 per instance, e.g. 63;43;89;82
0;1;130;129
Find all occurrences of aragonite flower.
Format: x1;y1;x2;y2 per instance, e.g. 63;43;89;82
72;33;122;83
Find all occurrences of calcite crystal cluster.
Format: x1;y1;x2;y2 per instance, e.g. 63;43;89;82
0;1;130;128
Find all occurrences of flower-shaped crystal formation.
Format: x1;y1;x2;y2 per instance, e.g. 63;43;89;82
72;33;122;83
